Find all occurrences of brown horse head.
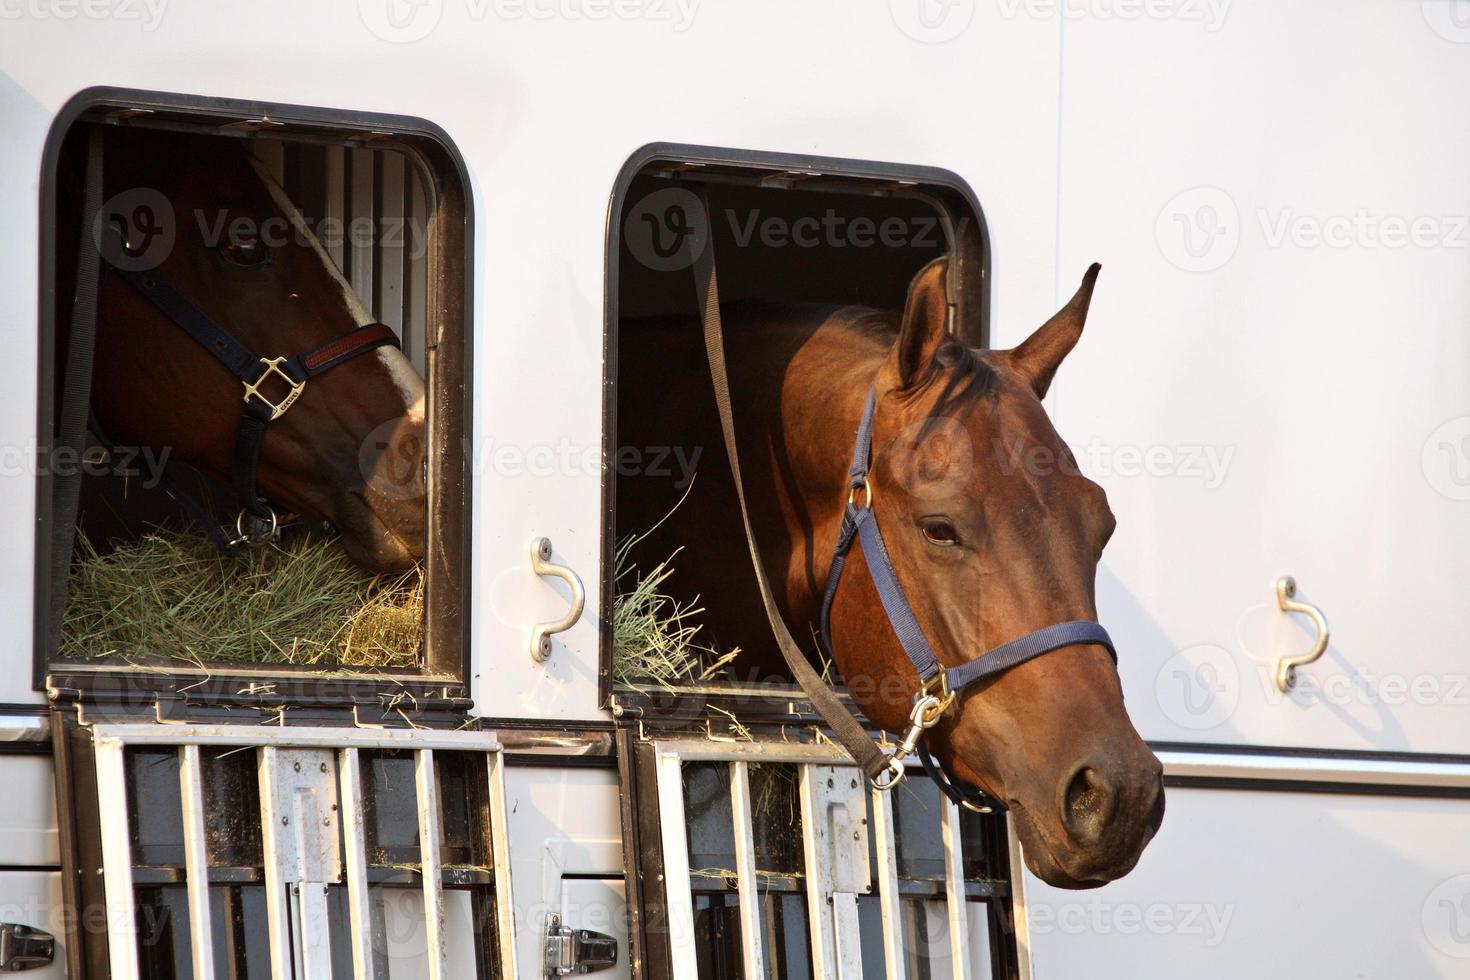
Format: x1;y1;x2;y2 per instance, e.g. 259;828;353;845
819;259;1162;888
63;127;425;570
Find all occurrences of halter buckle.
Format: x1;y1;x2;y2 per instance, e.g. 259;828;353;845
918;672;957;724
847;477;873;511
243;356;306;421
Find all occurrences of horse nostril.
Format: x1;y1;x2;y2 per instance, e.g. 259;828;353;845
1063;766;1110;846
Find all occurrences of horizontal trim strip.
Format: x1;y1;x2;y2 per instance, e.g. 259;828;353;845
1157;749;1470;790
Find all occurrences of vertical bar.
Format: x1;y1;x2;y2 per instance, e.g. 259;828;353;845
728;762;766;980
376;150;407;334
339;748;376;980
1006;813;1034;980
324;146;347;271
653;748;698;978
348;148;376;303
799;766;838;979
486;751;520;980
940;803;971;979
256;747;295;980
179;745;217;980
870;788;907;980
416;749;446;980
94;736;140;980
405;163;429;373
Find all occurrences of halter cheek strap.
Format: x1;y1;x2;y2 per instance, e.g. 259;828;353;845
105;262;401;527
818;386;1118;810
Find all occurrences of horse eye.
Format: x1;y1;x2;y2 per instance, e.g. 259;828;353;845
920;519;960;547
220;237;269;268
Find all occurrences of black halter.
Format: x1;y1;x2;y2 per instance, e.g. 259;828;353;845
817;387;1119;811
102;260;400;545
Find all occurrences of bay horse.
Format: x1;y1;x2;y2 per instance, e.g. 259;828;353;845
618;259;1164;889
54;126;425;571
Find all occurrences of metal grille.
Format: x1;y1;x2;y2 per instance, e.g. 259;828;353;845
90;724;517;980
646;740;1025;980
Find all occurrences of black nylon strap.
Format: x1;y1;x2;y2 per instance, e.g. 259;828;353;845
109;265;259;379
690;196;891;782
49;126;104;653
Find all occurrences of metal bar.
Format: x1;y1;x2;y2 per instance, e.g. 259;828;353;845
0;714;49;742
486;751;520;980
297;881;334;980
832;892;863;980
348;148;375;303
256;746;295;980
647;740;854;766
416;749;447;980
799;766;839;979
93;734;140;980
728;761;766;980
653;747;699;979
92;724;501;753
338;748;376;980
376;150;406;334
870;788;907;980
1006;813;1034;980
324;145;346;270
405;161;428;373
940;803;970;978
179;745;217;980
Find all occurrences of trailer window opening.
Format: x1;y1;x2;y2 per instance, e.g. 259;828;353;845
603;147;988;717
35;91;471;702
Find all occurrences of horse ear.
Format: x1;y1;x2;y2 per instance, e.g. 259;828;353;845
887;256;951;389
1006;263;1101;398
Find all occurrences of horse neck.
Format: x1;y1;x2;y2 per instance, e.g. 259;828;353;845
767;308;896;621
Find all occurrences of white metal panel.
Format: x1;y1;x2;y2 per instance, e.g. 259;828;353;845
0;755;59;866
1025;786;1470;978
559;878;633;980
1053;0;1470;754
0;870;68;980
177;745;216;980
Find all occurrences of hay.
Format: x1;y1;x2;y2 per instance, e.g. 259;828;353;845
610;537;738;688
61;528;422;668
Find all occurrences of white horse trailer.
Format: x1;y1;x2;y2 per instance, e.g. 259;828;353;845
2;1;1469;977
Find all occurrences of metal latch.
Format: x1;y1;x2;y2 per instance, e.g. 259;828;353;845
545;913;617;976
0;923;55;973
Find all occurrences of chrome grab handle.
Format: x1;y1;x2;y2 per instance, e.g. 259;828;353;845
1274;575;1329;692
530;537;585;663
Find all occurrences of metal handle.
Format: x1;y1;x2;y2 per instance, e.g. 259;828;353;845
1274;576;1329;692
530;537;585;663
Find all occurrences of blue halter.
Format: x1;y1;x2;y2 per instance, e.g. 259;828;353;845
818;387;1118;810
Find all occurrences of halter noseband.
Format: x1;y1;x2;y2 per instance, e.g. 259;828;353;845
818;387;1118;810
103;260;401;544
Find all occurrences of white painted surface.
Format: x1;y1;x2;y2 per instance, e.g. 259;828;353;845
1052;1;1470;755
1026;785;1470;978
0;870;67;979
0;755;59;866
